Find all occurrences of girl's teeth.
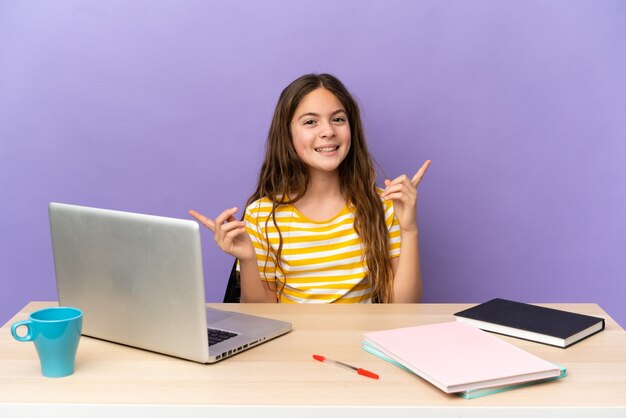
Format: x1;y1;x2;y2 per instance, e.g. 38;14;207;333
316;146;338;152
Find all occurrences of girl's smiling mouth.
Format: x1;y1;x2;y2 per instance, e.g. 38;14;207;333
315;145;340;153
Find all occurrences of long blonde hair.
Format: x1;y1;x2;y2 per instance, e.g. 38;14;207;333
246;74;394;302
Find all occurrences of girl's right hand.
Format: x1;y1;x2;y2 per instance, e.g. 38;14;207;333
188;208;256;262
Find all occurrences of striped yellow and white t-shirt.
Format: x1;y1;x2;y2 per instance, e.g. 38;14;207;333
243;192;401;303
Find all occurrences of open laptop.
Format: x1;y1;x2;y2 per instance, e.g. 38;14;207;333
48;202;291;363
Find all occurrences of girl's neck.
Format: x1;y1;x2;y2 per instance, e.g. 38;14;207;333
306;170;342;200
293;170;346;222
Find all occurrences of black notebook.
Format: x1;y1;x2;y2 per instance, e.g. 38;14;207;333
454;298;605;348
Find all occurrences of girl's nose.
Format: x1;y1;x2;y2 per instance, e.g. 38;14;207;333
319;121;335;138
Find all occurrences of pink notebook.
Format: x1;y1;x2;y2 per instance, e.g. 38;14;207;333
363;321;561;393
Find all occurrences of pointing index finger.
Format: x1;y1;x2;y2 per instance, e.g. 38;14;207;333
411;160;431;187
188;209;216;230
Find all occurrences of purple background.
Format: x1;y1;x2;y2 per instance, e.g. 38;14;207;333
1;1;625;327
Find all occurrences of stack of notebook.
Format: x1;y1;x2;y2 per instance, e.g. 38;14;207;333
363;321;566;399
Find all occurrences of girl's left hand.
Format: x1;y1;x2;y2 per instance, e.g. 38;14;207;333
381;160;431;232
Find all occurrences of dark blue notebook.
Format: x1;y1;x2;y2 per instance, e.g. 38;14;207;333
454;298;605;348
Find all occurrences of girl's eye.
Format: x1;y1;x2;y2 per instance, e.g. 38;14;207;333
304;120;317;125
332;117;346;123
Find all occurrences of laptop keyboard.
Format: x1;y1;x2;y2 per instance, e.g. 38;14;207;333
208;328;238;346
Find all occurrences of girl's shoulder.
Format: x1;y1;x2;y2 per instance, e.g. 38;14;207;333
245;196;273;216
245;196;293;218
247;196;273;207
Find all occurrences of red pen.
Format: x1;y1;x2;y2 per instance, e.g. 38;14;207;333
312;354;379;379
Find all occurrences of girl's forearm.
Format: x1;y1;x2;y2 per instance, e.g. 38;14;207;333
239;258;278;303
392;229;423;303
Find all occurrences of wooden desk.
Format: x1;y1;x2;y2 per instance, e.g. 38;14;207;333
1;302;625;417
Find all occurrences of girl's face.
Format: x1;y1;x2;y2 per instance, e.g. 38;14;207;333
290;88;351;177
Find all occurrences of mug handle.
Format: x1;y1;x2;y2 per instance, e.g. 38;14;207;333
11;320;33;342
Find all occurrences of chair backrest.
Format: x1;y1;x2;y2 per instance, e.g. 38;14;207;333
223;259;241;303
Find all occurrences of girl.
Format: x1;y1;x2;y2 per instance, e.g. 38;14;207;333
190;73;430;303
